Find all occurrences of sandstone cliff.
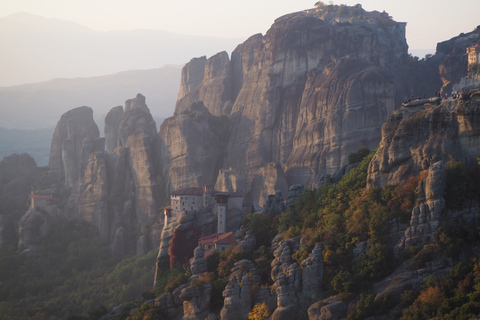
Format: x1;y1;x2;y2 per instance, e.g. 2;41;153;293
64;94;162;257
160;7;412;203
367;90;480;187
48;106;102;187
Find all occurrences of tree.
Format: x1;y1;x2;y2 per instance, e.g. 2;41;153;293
249;302;270;320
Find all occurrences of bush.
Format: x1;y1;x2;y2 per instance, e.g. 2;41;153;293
348;147;370;165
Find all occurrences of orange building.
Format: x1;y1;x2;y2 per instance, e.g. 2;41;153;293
467;44;480;71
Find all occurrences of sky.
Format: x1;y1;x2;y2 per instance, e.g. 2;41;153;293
1;0;479;57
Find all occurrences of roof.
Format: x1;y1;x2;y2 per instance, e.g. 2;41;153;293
164;205;172;210
171;187;205;196
31;194;58;201
199;231;236;246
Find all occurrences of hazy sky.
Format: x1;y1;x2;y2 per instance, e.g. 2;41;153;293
1;0;479;56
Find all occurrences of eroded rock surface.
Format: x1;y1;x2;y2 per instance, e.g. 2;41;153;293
160;7;411;204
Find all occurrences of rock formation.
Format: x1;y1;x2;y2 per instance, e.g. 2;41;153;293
104;106;123;153
286;184;304;209
18;208;52;247
436;26;480;93
61;94;162;257
48;106;102;187
399;161;446;250
263;190;285;216
301;243;323;301
158;101;228;193
232;230;256;253
159;7;412;204
180;282;212;320
221;259;261;320
0;215;15;248
190;243;207;275
0;153;38;183
368;89;480;187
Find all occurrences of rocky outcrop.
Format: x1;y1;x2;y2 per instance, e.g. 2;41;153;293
398;161;446;251
221;259;261;320
161;6;411;204
286;184;304;208
308;296;347;320
61;94;162;257
301;243;323;301
436;26;480;93
271;237;300;281
104;106;123;153
0;153;38;183
263;190;285;216
48;106;102;187
215;168;247;194
271;265;301;320
233;230;256;253
367;89;480;187
67;152;109;238
0;214;15;248
158;101;228;193
176;52;233;117
180;283;212;320
190;243;207;275
18;208;52;247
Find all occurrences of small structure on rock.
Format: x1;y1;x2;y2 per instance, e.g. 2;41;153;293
29;191;58;211
168;185;244;233
198;231;236;257
467;43;480;71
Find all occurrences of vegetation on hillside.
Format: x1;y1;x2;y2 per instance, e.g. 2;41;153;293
0;218;158;319
2;147;480;319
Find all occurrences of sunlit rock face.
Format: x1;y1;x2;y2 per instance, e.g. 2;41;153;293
367;90;480;188
163;9;410;203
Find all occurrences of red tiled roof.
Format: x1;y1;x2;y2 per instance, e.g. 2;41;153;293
171;187;205;196
164;205;172;210
31;194;58;201
199;231;235;246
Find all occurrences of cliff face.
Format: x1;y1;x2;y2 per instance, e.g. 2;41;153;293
160;9;411;203
64;94;162;257
436;26;480;93
367;90;480;187
158;102;228;193
48;106;102;187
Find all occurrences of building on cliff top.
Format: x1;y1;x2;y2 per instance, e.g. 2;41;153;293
167;185;244;233
467;44;480;72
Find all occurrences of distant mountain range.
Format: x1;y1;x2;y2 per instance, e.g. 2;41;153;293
0;66;181;129
0;66;181;166
0;12;243;87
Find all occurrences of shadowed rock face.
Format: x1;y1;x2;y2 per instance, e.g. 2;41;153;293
158;101;228;192
104;106;123;153
161;10;411;203
48;106;102;187
0;153;38;182
63;94;162;257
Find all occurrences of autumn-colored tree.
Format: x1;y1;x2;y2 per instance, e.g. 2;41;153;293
248;302;270;320
169;227;201;269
